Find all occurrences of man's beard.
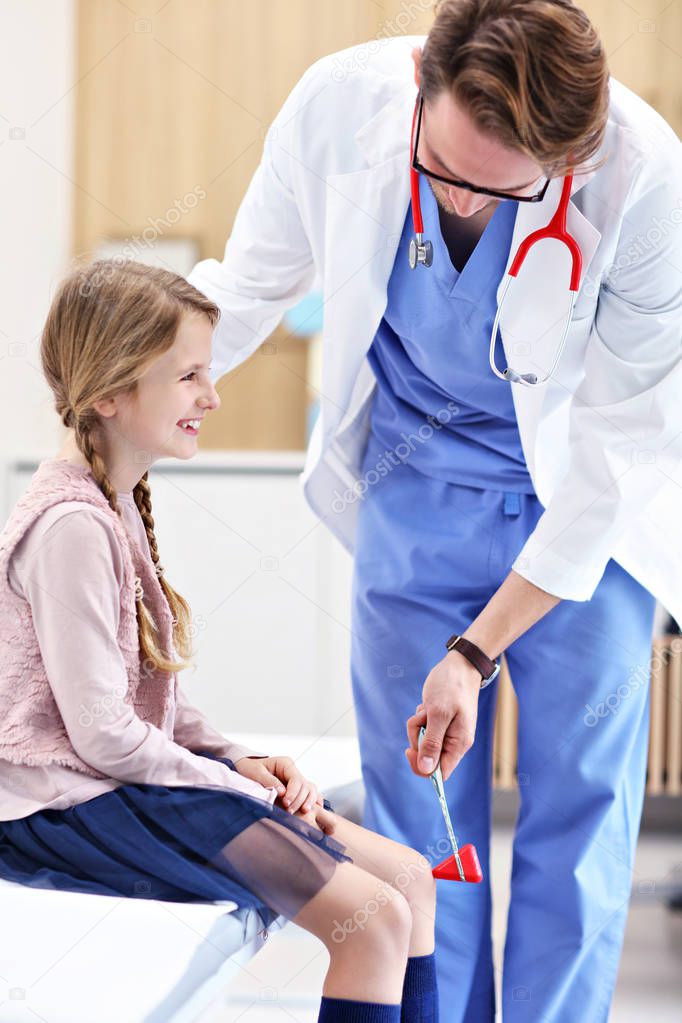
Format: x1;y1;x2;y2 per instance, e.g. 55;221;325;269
429;181;457;214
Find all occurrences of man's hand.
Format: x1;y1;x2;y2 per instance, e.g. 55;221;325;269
405;651;483;781
404;571;562;781
233;755;324;813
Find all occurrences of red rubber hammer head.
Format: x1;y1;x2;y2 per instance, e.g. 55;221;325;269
432;843;483;883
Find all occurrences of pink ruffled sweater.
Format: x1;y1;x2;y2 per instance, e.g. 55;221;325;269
0;458;277;820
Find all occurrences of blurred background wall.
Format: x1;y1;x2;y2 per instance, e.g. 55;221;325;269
2;0;682;462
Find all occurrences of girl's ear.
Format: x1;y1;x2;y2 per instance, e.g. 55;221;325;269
93;396;117;419
411;46;422;89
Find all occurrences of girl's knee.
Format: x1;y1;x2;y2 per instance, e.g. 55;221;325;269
338;884;412;957
293;863;411;954
330;873;412;956
382;885;413;940
391;851;437;912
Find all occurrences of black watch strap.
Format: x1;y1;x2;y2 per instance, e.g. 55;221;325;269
445;634;500;687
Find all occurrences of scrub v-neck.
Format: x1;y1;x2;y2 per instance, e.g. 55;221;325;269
362;170;535;494
420;171;517;301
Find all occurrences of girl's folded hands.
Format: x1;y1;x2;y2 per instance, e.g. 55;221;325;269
234;754;337;835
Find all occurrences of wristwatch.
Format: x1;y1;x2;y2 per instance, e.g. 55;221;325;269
445;634;500;689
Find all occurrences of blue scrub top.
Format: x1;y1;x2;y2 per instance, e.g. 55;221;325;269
365;171;536;494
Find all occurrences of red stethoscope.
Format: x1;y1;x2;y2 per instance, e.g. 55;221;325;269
408;96;583;387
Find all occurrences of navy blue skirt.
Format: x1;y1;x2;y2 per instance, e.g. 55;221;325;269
0;754;353;930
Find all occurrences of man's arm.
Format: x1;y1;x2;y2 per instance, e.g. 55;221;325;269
451;162;682;670
507;161;682;603
408;569;560;778
459;570;561;663
409;149;682;779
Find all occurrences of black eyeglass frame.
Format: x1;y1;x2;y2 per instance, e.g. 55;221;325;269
411;93;552;203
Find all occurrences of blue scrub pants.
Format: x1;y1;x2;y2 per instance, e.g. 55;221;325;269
349;451;656;1022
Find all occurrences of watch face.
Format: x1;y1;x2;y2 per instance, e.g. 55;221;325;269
486;663;501;684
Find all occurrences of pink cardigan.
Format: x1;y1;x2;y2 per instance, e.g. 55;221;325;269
0;459;276;820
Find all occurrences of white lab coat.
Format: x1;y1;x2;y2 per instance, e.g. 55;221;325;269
188;36;682;625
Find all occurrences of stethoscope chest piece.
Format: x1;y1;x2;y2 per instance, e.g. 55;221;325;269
408;234;433;270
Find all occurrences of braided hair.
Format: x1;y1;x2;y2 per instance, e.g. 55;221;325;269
43;258;220;675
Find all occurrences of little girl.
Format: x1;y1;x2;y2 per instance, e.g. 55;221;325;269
0;260;439;1023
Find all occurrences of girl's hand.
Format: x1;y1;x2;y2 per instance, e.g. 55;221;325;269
294;802;337;837
234;755;324;814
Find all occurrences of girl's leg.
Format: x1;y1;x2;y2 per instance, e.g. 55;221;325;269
223;819;413;1004
292;859;413;1003
320;817;439;1023
323;813;436;957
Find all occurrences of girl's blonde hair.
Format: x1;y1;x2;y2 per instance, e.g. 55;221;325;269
40;258;220;675
421;0;610;179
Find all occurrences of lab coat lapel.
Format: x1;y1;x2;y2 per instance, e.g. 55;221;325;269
321;86;413;440
322;82;604;484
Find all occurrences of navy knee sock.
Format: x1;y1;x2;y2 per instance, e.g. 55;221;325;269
400;952;439;1023
318;996;401;1022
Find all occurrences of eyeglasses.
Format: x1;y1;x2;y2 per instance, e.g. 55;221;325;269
411;93;551;203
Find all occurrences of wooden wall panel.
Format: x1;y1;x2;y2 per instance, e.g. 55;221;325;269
74;1;380;450
74;1;681;452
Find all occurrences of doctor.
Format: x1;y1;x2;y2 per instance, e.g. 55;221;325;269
188;1;682;1020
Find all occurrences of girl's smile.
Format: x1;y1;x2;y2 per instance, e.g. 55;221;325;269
176;417;203;436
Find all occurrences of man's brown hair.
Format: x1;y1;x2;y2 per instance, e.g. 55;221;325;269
420;0;610;178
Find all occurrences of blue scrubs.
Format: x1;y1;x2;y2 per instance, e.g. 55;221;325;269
351;174;656;1021
366;174;535;493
